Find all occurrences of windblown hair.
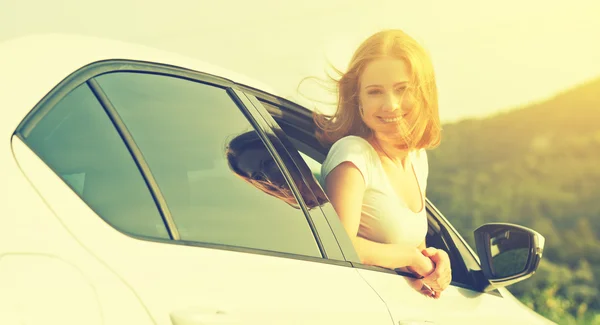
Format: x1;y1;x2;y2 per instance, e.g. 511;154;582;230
225;132;299;208
314;29;442;149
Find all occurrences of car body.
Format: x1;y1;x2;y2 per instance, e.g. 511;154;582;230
0;34;554;325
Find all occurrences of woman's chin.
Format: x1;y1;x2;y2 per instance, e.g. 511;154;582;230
375;130;410;147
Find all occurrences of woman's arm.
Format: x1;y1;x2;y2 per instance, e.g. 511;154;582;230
418;240;426;252
325;162;434;274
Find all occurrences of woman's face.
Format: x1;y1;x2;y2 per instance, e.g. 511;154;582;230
358;58;416;143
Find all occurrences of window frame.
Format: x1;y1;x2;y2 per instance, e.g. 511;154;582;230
240;90;359;259
14;59;350;266
240;92;348;262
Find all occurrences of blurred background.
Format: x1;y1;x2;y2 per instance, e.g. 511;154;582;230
2;0;599;323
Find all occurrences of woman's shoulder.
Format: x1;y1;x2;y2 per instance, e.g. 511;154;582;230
326;136;376;164
330;135;373;153
412;148;428;161
321;136;375;185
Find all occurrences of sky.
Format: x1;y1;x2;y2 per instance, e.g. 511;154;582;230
1;0;599;122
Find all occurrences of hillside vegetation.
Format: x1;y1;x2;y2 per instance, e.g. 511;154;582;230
428;77;600;324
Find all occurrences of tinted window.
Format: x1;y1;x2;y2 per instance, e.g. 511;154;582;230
20;83;170;239
95;72;321;257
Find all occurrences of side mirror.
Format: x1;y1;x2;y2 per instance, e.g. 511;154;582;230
474;223;545;291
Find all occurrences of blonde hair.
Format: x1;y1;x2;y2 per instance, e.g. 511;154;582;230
314;29;442;149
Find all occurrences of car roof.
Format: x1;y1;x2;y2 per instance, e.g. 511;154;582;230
0;33;280;138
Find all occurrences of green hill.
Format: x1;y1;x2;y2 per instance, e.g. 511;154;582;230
427;77;600;324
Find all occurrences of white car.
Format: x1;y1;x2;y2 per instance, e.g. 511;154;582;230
0;34;554;325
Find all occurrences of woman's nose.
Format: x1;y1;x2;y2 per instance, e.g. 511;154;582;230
381;93;401;112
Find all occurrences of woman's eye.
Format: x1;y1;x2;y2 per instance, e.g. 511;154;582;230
367;90;382;95
395;87;407;93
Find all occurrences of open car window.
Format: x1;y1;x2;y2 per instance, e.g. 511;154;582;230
255;98;483;291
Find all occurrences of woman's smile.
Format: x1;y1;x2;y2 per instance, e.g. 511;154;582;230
377;112;408;123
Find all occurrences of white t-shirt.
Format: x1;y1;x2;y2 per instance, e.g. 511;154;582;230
321;135;428;248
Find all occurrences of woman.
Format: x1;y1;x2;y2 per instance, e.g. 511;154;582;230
316;29;452;298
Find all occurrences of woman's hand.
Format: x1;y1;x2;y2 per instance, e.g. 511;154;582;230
421;248;452;298
406;250;435;278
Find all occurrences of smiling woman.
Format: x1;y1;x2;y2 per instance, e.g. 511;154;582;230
314;29;449;298
314;29;441;149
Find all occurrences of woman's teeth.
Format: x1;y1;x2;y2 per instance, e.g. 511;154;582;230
380;117;401;123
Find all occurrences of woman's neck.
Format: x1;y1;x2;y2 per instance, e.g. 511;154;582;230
369;134;410;168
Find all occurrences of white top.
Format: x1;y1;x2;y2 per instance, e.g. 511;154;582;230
321;136;428;248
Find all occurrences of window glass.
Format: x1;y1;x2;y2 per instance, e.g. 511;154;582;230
299;152;322;180
95;72;321;257
20;83;170;239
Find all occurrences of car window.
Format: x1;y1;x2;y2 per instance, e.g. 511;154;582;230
299;152;322;183
19;83;170;239
94;72;321;258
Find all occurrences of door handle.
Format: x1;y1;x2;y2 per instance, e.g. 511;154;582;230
170;307;238;325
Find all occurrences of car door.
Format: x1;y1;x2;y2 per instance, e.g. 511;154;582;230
11;60;394;325
251;97;553;325
350;206;553;325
